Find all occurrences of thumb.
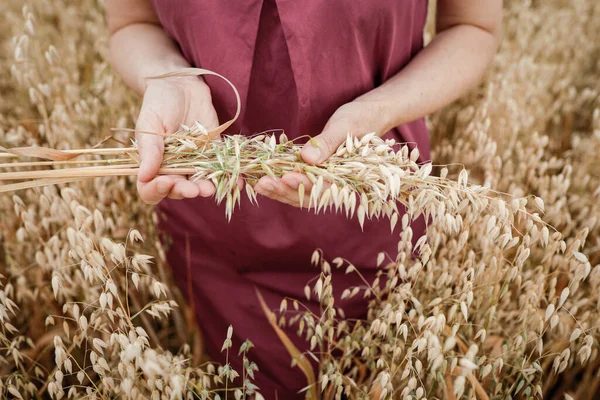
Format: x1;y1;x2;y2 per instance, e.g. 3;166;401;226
136;113;165;183
301;130;346;165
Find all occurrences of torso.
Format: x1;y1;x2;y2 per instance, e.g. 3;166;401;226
151;1;430;398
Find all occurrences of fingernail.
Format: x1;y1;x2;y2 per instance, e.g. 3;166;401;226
157;181;170;194
304;143;322;164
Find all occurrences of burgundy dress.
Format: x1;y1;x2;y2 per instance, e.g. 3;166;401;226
151;1;430;398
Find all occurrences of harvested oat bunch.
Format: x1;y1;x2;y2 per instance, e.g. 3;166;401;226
0;0;599;400
0;130;485;230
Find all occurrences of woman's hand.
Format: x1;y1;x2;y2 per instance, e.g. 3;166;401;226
254;0;502;208
254;101;383;208
107;1;222;205
136;77;219;205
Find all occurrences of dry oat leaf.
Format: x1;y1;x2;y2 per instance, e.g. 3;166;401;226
369;381;382;400
127;150;140;165
255;287;318;400
467;374;491;400
1;145;83;161
444;375;457;400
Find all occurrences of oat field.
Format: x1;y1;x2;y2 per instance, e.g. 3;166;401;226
1;0;599;399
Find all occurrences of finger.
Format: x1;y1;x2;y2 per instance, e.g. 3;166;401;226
270;193;300;207
254;176;277;196
280;173;313;191
193;179;216;197
137;175;176;205
255;175;311;208
301;129;346;165
255;183;297;207
171;178;201;199
274;185;305;207
167;192;185;200
279;174;314;207
136;110;165;183
236;176;245;190
284;173;333;209
137;133;164;183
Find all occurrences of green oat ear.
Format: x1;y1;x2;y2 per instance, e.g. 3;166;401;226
309;137;320;148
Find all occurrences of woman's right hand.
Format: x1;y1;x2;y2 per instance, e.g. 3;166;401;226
136;76;219;205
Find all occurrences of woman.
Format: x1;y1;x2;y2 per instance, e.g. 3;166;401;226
106;1;502;398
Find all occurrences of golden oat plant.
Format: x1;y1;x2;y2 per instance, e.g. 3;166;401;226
1;0;600;399
0;2;259;399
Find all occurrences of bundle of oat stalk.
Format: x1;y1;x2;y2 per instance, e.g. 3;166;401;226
0;68;516;230
0;123;482;228
0;66;503;226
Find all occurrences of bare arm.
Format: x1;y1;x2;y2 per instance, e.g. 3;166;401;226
357;0;503;134
107;0;192;94
106;0;218;205
256;0;503;206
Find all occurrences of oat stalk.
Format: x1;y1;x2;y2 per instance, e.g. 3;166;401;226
1;127;505;229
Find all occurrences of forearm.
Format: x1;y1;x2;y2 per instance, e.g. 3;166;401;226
356;24;500;133
109;23;193;95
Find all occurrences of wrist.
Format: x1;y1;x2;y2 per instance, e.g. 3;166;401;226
349;97;396;135
142;71;212;100
138;59;196;93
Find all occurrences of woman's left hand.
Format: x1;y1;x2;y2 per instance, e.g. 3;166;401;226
254;101;385;208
